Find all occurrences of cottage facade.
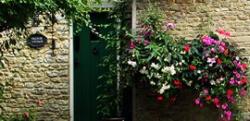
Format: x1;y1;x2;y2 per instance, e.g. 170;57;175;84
0;0;250;121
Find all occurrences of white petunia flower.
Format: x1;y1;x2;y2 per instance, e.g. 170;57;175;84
127;60;137;67
216;79;222;84
210;80;216;85
197;70;201;74
159;83;171;94
180;51;186;54
161;67;168;73
236;56;239;60
159;88;165;94
164;58;168;62
151;63;160;70
162;84;171;90
161;65;176;75
139;66;148;74
154;73;162;79
187;81;193;86
220;77;224;81
150;81;156;85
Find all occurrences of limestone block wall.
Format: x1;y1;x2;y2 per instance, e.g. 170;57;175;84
136;0;250;121
0;15;70;120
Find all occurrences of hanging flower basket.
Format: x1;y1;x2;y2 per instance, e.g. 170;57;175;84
123;8;249;120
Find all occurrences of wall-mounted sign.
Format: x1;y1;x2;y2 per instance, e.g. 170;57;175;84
27;33;47;49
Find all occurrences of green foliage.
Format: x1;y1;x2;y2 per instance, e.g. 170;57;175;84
96;0;132;118
0;0;102;31
139;3;165;31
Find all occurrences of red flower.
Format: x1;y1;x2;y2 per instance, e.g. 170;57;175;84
216;28;231;37
216;28;225;35
224;49;229;56
173;80;183;89
216;58;222;64
213;97;220;107
241;63;248;71
183;44;191;52
189;65;197;71
226;89;234;96
157;95;164;102
224;32;231;37
240;76;248;85
23;112;29;119
205;95;212;101
129;41;136;49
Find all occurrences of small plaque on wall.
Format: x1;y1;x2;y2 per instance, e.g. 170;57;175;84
27;33;47;49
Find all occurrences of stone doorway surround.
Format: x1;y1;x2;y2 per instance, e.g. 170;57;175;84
68;0;137;121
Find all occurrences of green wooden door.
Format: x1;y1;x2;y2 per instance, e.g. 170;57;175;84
73;13;111;121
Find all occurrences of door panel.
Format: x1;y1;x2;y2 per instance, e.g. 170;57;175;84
74;12;110;121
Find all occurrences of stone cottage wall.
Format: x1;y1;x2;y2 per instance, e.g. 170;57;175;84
0;15;70;120
136;0;250;121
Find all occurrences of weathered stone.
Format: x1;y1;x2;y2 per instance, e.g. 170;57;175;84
0;14;70;120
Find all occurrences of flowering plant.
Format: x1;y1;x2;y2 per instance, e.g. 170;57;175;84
124;7;249;121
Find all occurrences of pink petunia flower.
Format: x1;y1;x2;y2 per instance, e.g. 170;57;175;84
224;110;232;121
229;78;236;85
130;41;136;49
144;40;150;46
221;103;228;110
235;73;241;79
239;88;247;97
220;41;226;47
203;89;209;95
202;35;214;46
207;57;216;64
219;46;225;53
166;23;176;30
211;48;215;53
195;98;200;105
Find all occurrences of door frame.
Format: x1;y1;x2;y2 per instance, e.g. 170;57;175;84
69;20;74;121
69;1;137;121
